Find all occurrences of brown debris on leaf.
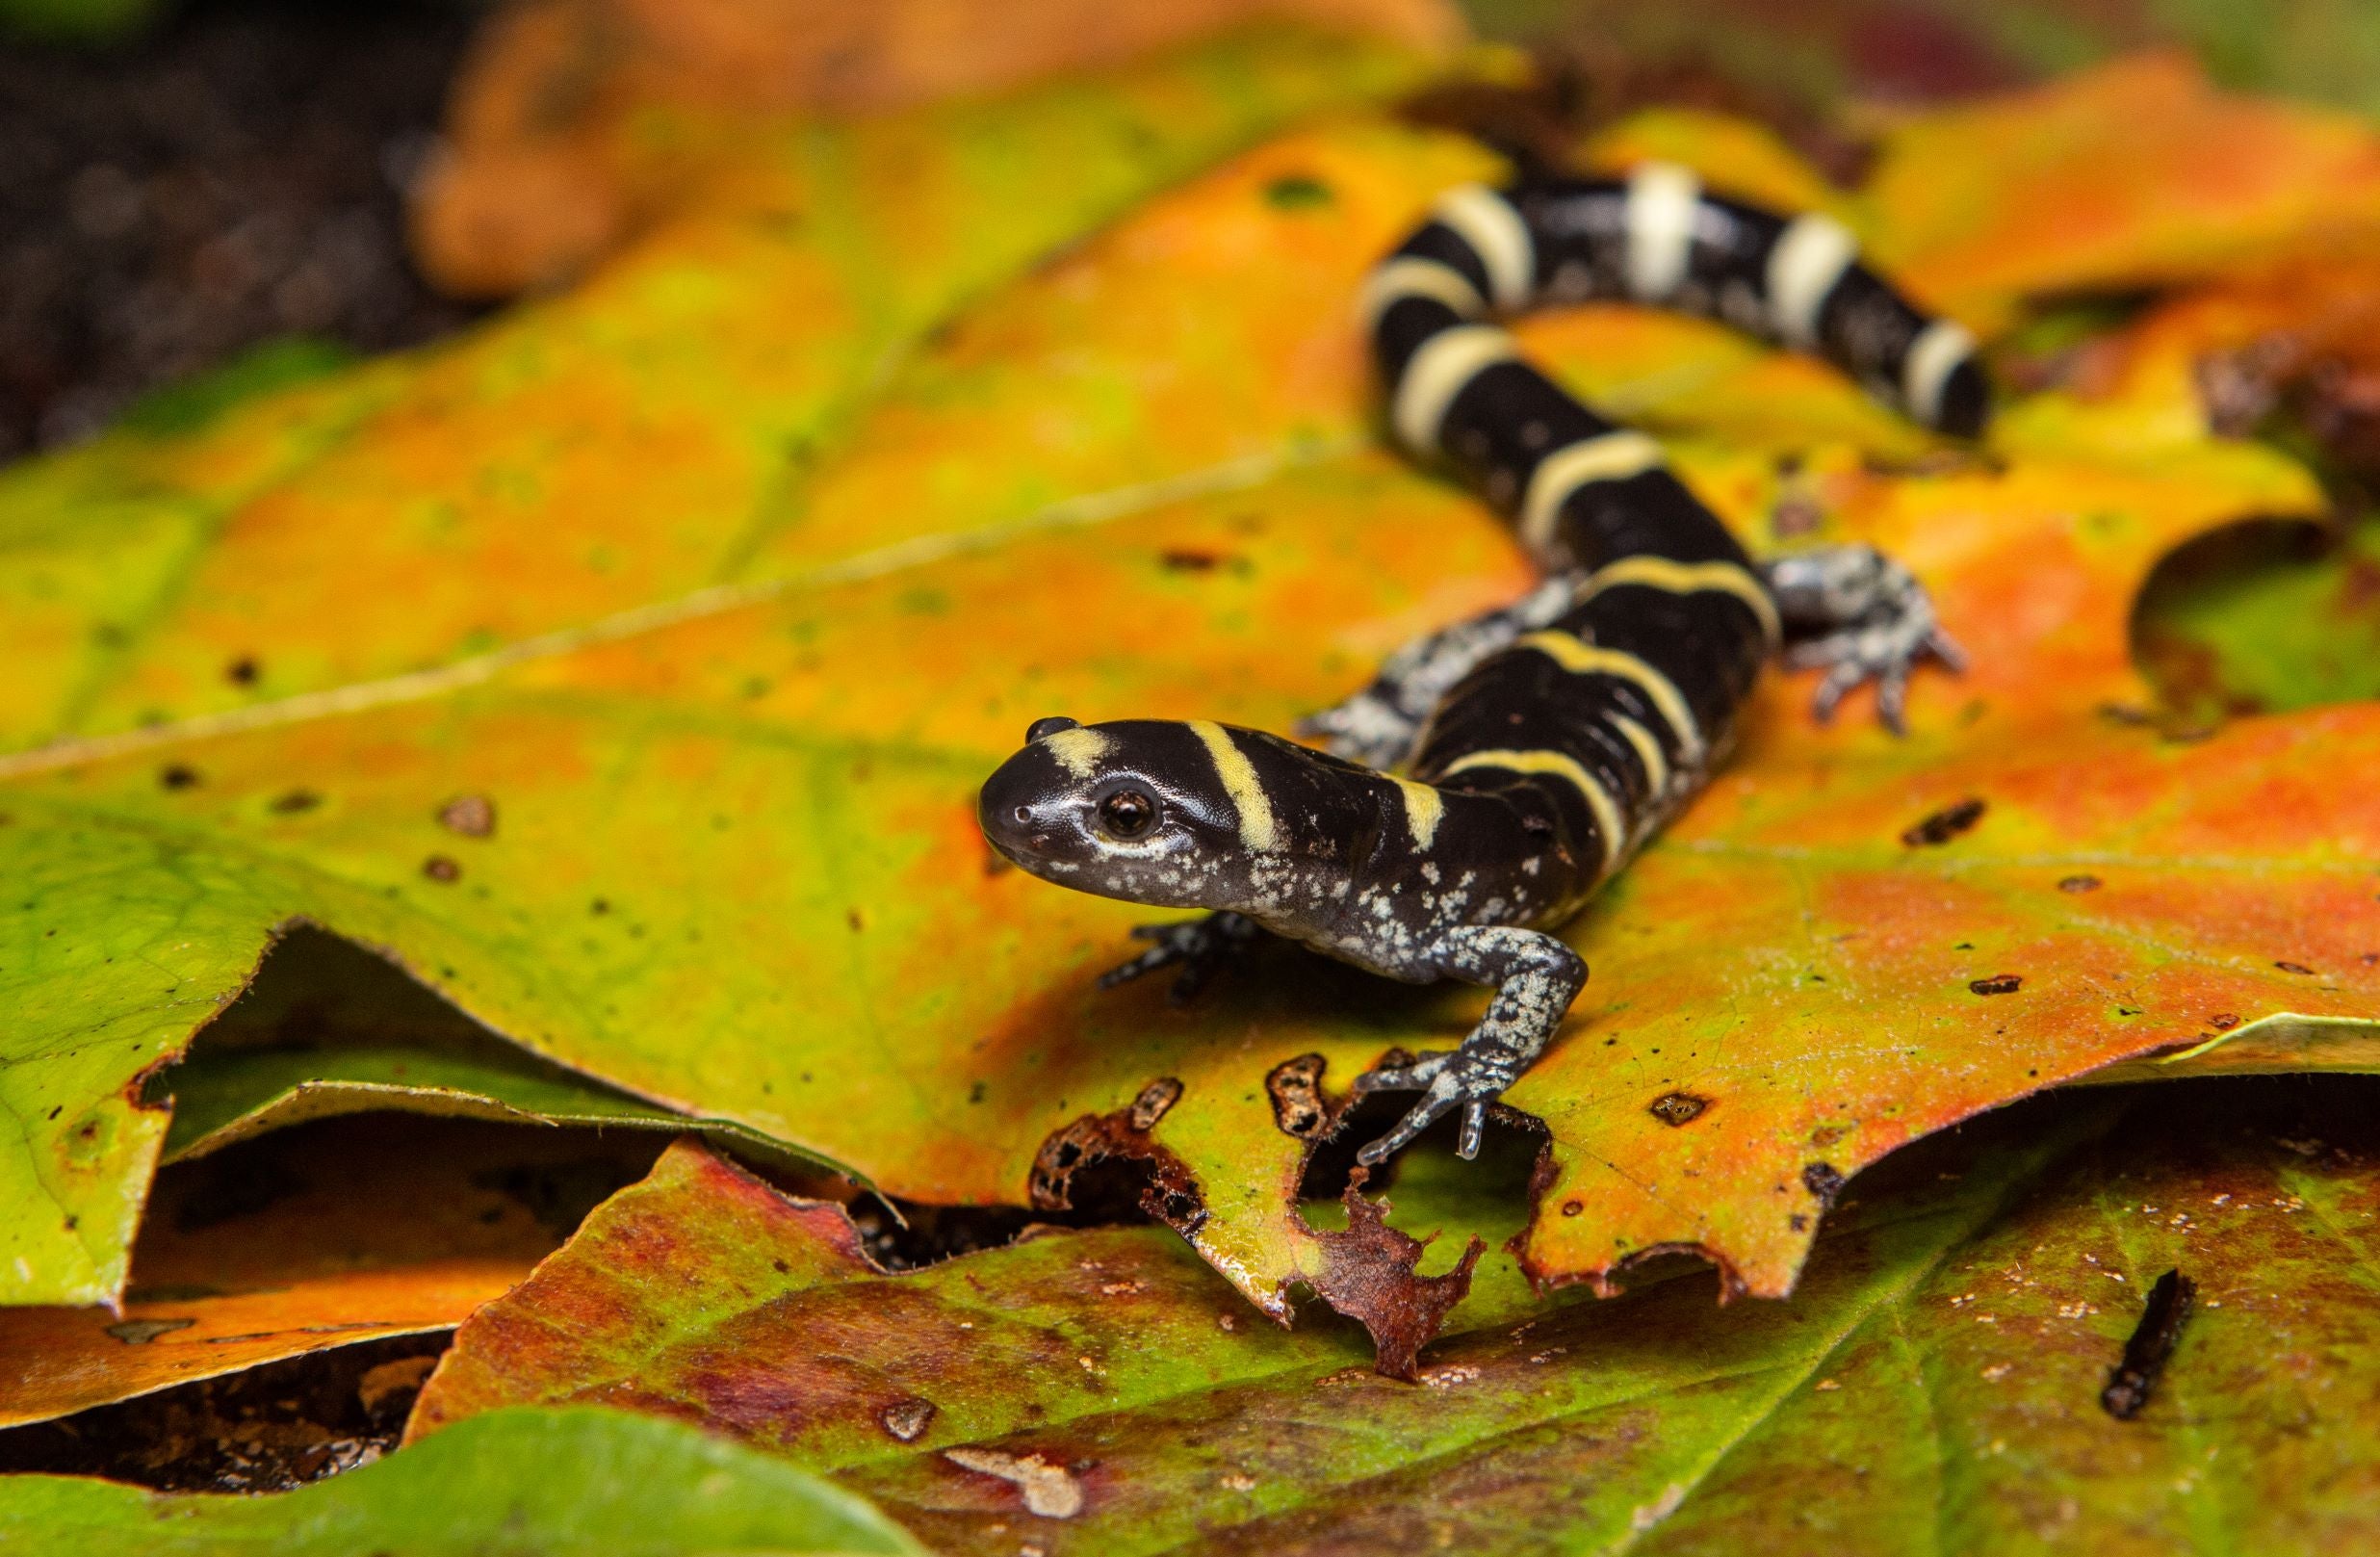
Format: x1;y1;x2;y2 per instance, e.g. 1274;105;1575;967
436;793;498;838
1265;1052;1335;1139
941;1445;1086;1519
1030;1090;1208;1237
1305;1168;1484;1381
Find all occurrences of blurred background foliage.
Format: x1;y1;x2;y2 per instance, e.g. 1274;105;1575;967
10;0;2377;719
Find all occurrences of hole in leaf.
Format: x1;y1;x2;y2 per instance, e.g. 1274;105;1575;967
2133;515;2380;727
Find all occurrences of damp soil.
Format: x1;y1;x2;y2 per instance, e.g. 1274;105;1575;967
0;0;482;461
0;1331;451;1492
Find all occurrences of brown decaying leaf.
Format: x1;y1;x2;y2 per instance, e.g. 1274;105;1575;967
414;0;1466;295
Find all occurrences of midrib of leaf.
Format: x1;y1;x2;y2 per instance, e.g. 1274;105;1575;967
29;367;415;751
829;1137;2080;1555
0;440;1353;786
1886;1307;1954;1557
1137;1122;2109;1556
1676;836;2371;878
2275;1159;2380;1300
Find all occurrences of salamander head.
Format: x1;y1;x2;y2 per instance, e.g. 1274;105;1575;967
979;715;1280;910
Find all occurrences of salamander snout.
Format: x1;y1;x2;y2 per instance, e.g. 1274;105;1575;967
978;722;1083;867
978;716;1244;905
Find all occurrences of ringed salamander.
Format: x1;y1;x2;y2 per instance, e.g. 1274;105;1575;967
981;163;1983;1165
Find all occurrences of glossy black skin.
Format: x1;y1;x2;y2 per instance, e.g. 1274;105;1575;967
1390;178;1989;440
979;168;1986;1166
981;719;1564;983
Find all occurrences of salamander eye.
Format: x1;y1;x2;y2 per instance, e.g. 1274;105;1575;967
1096;789;1158;841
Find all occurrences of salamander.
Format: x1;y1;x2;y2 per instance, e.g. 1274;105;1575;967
978;162;1984;1167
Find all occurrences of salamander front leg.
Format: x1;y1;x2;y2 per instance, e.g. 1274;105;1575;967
1299;574;1582;769
1350;925;1588;1165
1761;545;1965;733
1099;911;1262;1004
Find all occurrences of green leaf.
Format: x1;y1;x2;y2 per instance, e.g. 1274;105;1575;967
0;1406;924;1556
409;1080;2380;1553
157;927;849;1175
0;30;1449;1306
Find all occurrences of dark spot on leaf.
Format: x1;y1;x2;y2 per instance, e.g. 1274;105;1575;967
880;1398;937;1443
224;656;259;686
2210;1013;2240;1030
436;793;496;838
1127;1077;1181;1131
1262;173;1332;209
268;789;322;815
589;898;608;914
1901;796;1985;846
422;855;460;883
1647;1091;1708;1127
1266;1053;1333;1139
105;1317;194;1345
1561;1200;1583;1217
846;909;865;933
1801;1161;1846;1207
968;1079;987;1103
1970;973;2023;996
2058;874;2101;893
1772;493;1824;536
2275;961;2316;974
770;1259;789;1274
158;765;200;791
1159;548;1231;572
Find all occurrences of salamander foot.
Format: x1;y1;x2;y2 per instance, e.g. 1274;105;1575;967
1098;911;1261;1004
1762;544;1964;733
1349;925;1586;1165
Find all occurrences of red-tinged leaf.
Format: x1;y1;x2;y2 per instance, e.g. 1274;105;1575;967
405;1079;2380;1553
0;1118;658;1429
3;51;2379;1357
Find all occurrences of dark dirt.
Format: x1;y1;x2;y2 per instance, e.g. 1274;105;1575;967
0;0;481;462
0;1331;450;1492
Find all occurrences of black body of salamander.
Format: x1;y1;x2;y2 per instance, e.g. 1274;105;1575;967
979;162;1983;1166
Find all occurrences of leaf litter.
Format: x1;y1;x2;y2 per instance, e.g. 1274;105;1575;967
0;13;2376;1412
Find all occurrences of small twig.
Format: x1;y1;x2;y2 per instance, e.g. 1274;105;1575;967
2101;1267;2196;1420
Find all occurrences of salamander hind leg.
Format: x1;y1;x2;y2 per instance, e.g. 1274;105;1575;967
1351;925;1587;1165
1099;911;1263;1005
1299;574;1581;769
1762;545;1965;733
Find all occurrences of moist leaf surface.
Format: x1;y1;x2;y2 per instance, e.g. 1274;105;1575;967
0;52;2375;1325
408;1079;2380;1555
